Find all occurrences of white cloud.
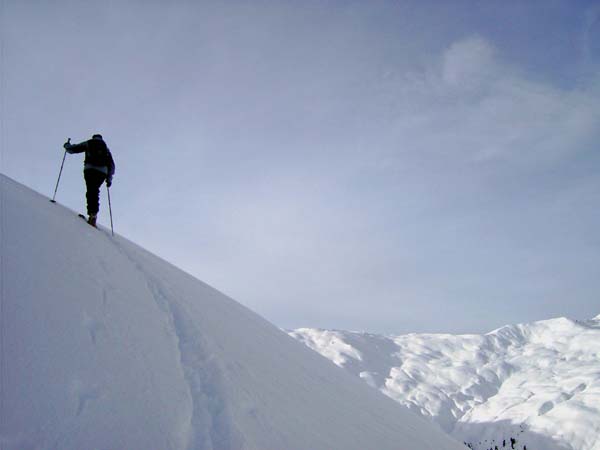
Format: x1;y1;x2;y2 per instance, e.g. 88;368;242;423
383;36;600;166
442;36;497;89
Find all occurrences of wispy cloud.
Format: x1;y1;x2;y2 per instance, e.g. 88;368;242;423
370;35;600;171
190;34;600;332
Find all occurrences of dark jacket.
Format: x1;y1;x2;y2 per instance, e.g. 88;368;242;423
66;137;115;182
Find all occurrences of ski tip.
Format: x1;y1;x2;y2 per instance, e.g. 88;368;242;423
49;200;56;203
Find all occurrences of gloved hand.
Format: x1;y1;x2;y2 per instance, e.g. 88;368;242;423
63;138;71;149
106;179;112;188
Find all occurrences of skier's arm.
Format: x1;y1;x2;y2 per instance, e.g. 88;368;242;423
64;140;88;154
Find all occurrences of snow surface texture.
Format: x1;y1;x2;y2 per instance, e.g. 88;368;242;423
0;174;465;450
290;317;600;450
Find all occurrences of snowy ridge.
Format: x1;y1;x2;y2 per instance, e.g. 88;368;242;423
0;174;464;450
290;316;600;450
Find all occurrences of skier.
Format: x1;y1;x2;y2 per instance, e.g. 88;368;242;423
64;134;115;227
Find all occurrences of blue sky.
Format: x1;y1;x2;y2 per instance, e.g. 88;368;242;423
2;0;599;334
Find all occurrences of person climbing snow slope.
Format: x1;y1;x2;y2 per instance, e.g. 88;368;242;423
64;134;115;227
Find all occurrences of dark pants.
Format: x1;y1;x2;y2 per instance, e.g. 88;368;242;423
84;169;107;215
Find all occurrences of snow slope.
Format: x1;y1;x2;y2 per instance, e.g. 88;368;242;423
291;317;600;450
0;174;465;450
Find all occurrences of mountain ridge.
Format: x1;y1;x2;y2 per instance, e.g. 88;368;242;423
290;315;600;450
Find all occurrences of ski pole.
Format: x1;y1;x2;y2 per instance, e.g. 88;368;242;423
107;184;114;236
51;138;69;203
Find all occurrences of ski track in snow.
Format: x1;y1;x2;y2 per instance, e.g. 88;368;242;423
0;174;469;450
112;240;239;450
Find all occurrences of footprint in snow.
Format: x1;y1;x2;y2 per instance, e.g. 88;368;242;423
83;312;106;345
538;401;554;416
71;379;104;417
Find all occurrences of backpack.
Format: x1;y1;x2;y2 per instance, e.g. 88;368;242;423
86;139;109;167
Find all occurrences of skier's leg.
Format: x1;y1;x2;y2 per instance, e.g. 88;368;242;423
84;170;107;223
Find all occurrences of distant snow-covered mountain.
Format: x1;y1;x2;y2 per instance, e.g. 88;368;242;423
290;315;600;450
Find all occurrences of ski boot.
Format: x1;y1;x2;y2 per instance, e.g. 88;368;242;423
87;213;97;227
